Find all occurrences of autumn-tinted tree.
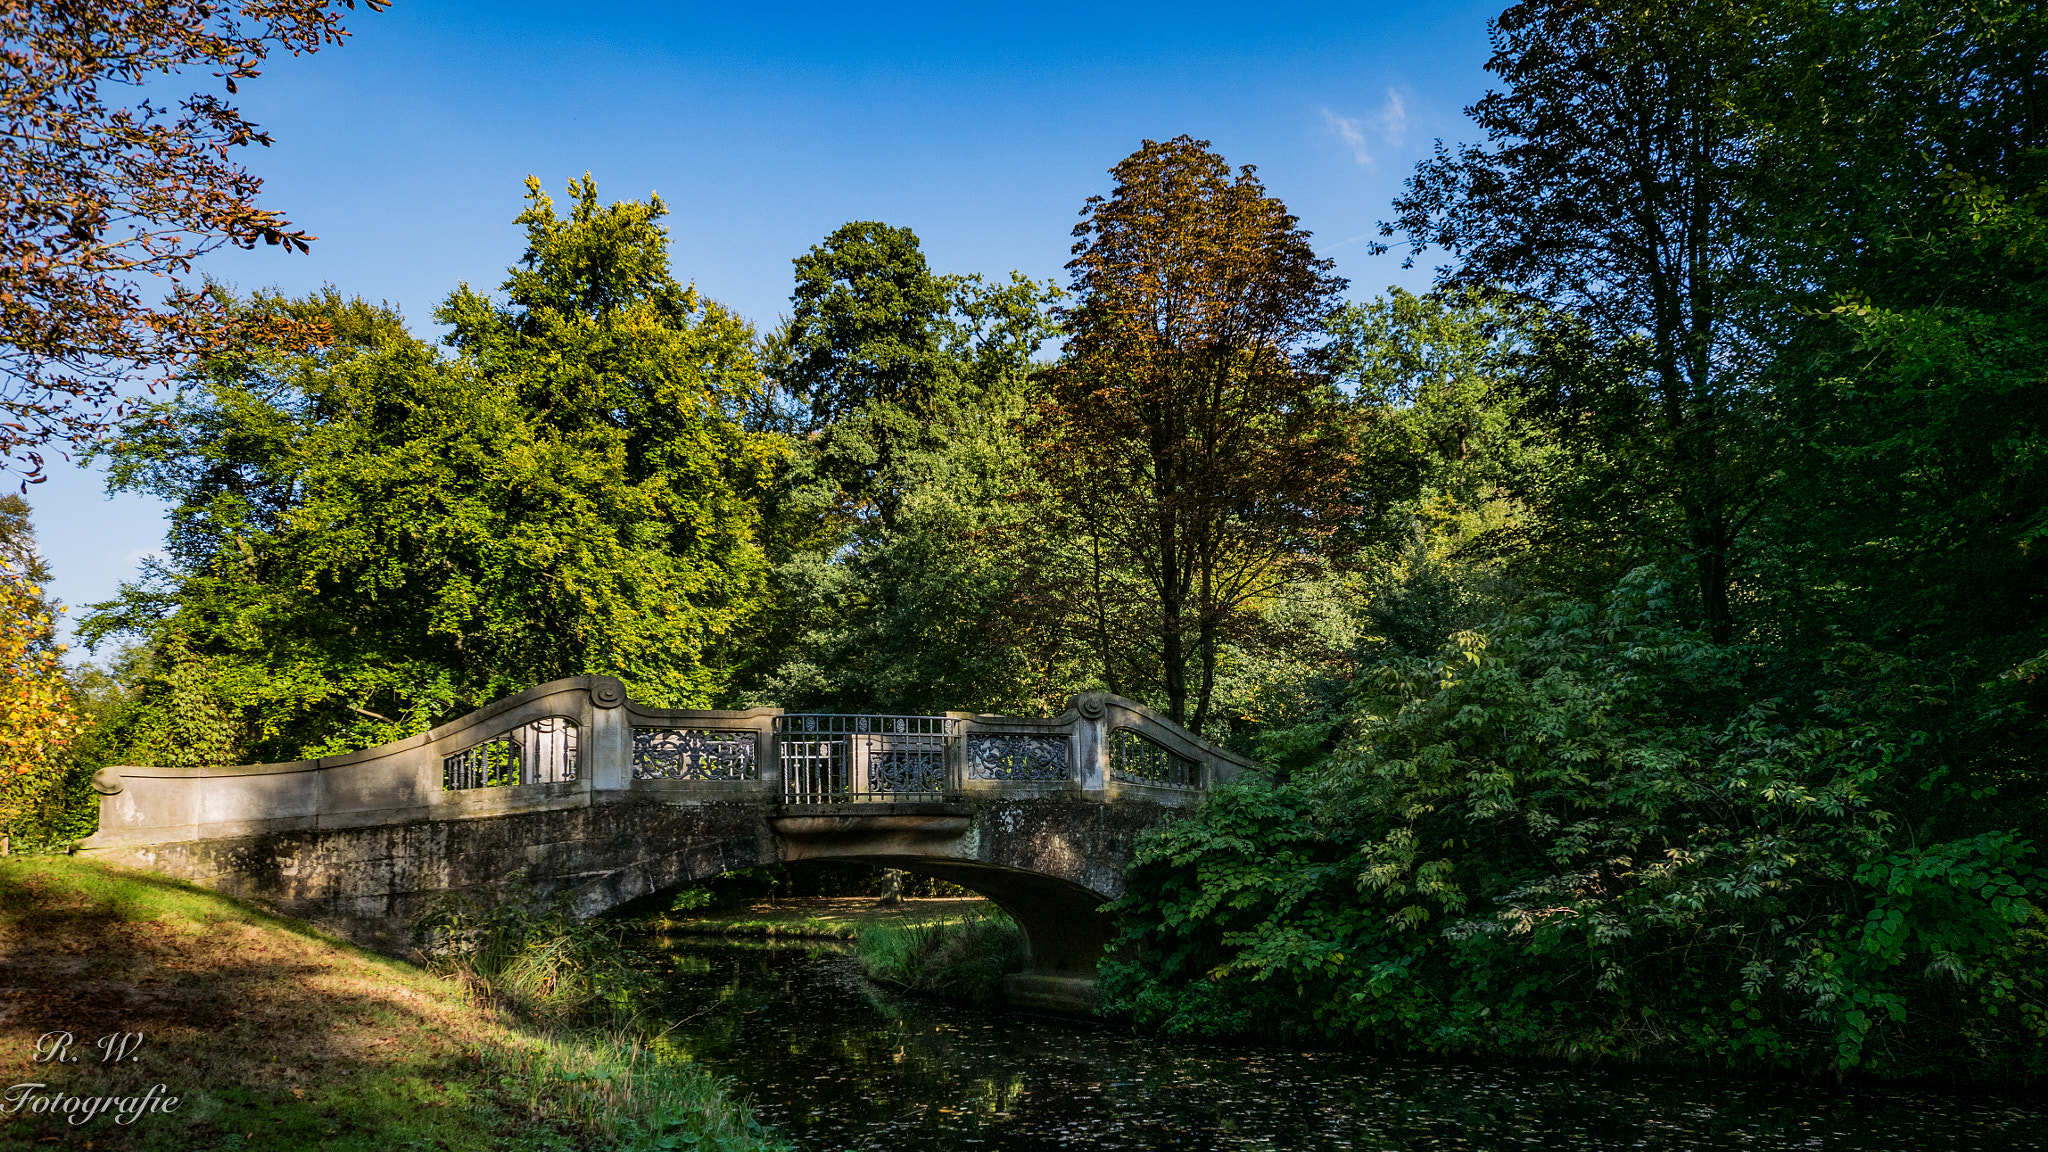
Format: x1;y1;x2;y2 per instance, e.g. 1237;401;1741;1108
0;0;387;481
1040;136;1354;731
0;560;75;841
1382;0;1770;641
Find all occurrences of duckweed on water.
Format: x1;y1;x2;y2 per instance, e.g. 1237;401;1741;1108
634;936;2048;1152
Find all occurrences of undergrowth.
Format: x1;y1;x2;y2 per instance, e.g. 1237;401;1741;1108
411;890;788;1150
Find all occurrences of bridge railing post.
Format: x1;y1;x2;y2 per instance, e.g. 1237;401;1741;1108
1073;695;1108;797
587;678;631;794
759;712;784;798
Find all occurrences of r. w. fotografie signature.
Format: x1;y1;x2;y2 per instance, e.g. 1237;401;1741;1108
4;1031;181;1127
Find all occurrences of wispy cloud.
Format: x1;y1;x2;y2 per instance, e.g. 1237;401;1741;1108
1322;108;1373;167
1375;89;1407;147
1325;89;1411;168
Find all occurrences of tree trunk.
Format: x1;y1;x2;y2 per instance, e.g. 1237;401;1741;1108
1190;562;1218;735
1689;507;1736;643
1159;513;1187;726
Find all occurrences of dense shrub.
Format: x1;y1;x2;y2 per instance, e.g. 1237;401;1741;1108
1102;571;2048;1078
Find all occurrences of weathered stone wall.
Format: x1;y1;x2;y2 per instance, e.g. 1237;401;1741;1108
87;800;773;952
83;796;1185;971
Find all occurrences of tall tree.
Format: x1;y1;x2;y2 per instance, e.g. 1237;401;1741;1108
0;0;386;481
1040;136;1354;732
748;221;1062;713
1747;0;2048;660
86;179;782;761
773;222;1052;532
1382;0;1769;641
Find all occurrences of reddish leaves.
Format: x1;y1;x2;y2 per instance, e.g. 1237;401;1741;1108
0;0;386;481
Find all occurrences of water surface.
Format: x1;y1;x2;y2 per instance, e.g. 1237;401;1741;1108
633;936;2043;1151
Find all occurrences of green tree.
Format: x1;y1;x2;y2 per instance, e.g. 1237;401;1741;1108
1730;0;2048;842
85;179;782;760
1382;0;1772;641
1747;1;2048;651
1040;136;1356;732
745;221;1062;713
778;221;953;532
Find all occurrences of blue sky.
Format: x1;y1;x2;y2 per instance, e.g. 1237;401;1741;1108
34;0;1503;653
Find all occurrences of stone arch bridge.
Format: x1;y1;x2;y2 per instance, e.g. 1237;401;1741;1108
79;678;1249;1010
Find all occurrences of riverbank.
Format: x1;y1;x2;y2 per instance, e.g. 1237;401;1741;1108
0;856;783;1151
647;896;991;939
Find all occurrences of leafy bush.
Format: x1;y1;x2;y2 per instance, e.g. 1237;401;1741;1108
859;912;1026;1006
1103;570;2048;1077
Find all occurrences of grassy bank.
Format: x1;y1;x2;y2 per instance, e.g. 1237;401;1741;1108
0;856;784;1151
648;896;991;940
857;913;1026;1006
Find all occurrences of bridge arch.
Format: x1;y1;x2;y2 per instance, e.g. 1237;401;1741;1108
78;679;1252;1002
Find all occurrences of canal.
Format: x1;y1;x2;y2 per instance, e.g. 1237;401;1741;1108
630;934;2045;1152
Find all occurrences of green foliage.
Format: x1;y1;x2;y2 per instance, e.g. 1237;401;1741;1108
670;887;716;913
1102;571;2048;1075
858;912;1027;1007
745;220;1071;713
1383;0;1778;642
84;178;783;761
415;890;655;1031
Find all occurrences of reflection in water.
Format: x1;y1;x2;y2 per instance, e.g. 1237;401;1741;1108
630;937;2044;1152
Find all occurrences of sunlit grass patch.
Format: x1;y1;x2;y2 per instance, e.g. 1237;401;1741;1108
0;856;784;1151
858;912;1027;1007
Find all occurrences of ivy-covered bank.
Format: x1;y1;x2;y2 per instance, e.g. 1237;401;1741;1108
1102;576;2048;1080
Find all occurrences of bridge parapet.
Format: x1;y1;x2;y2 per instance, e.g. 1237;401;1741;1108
82;680;1251;852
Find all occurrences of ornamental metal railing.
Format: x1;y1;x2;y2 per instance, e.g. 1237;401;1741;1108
442;716;579;791
632;726;758;781
1108;726;1198;789
775;714;957;804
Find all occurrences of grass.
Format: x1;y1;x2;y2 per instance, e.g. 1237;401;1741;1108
856;912;1028;1007
0;855;786;1151
646;896;992;941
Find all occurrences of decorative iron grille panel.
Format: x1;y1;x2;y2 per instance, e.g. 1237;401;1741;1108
442;716;579;791
774;714;956;803
632;728;757;780
1108;727;1196;788
870;747;946;793
966;733;1070;781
